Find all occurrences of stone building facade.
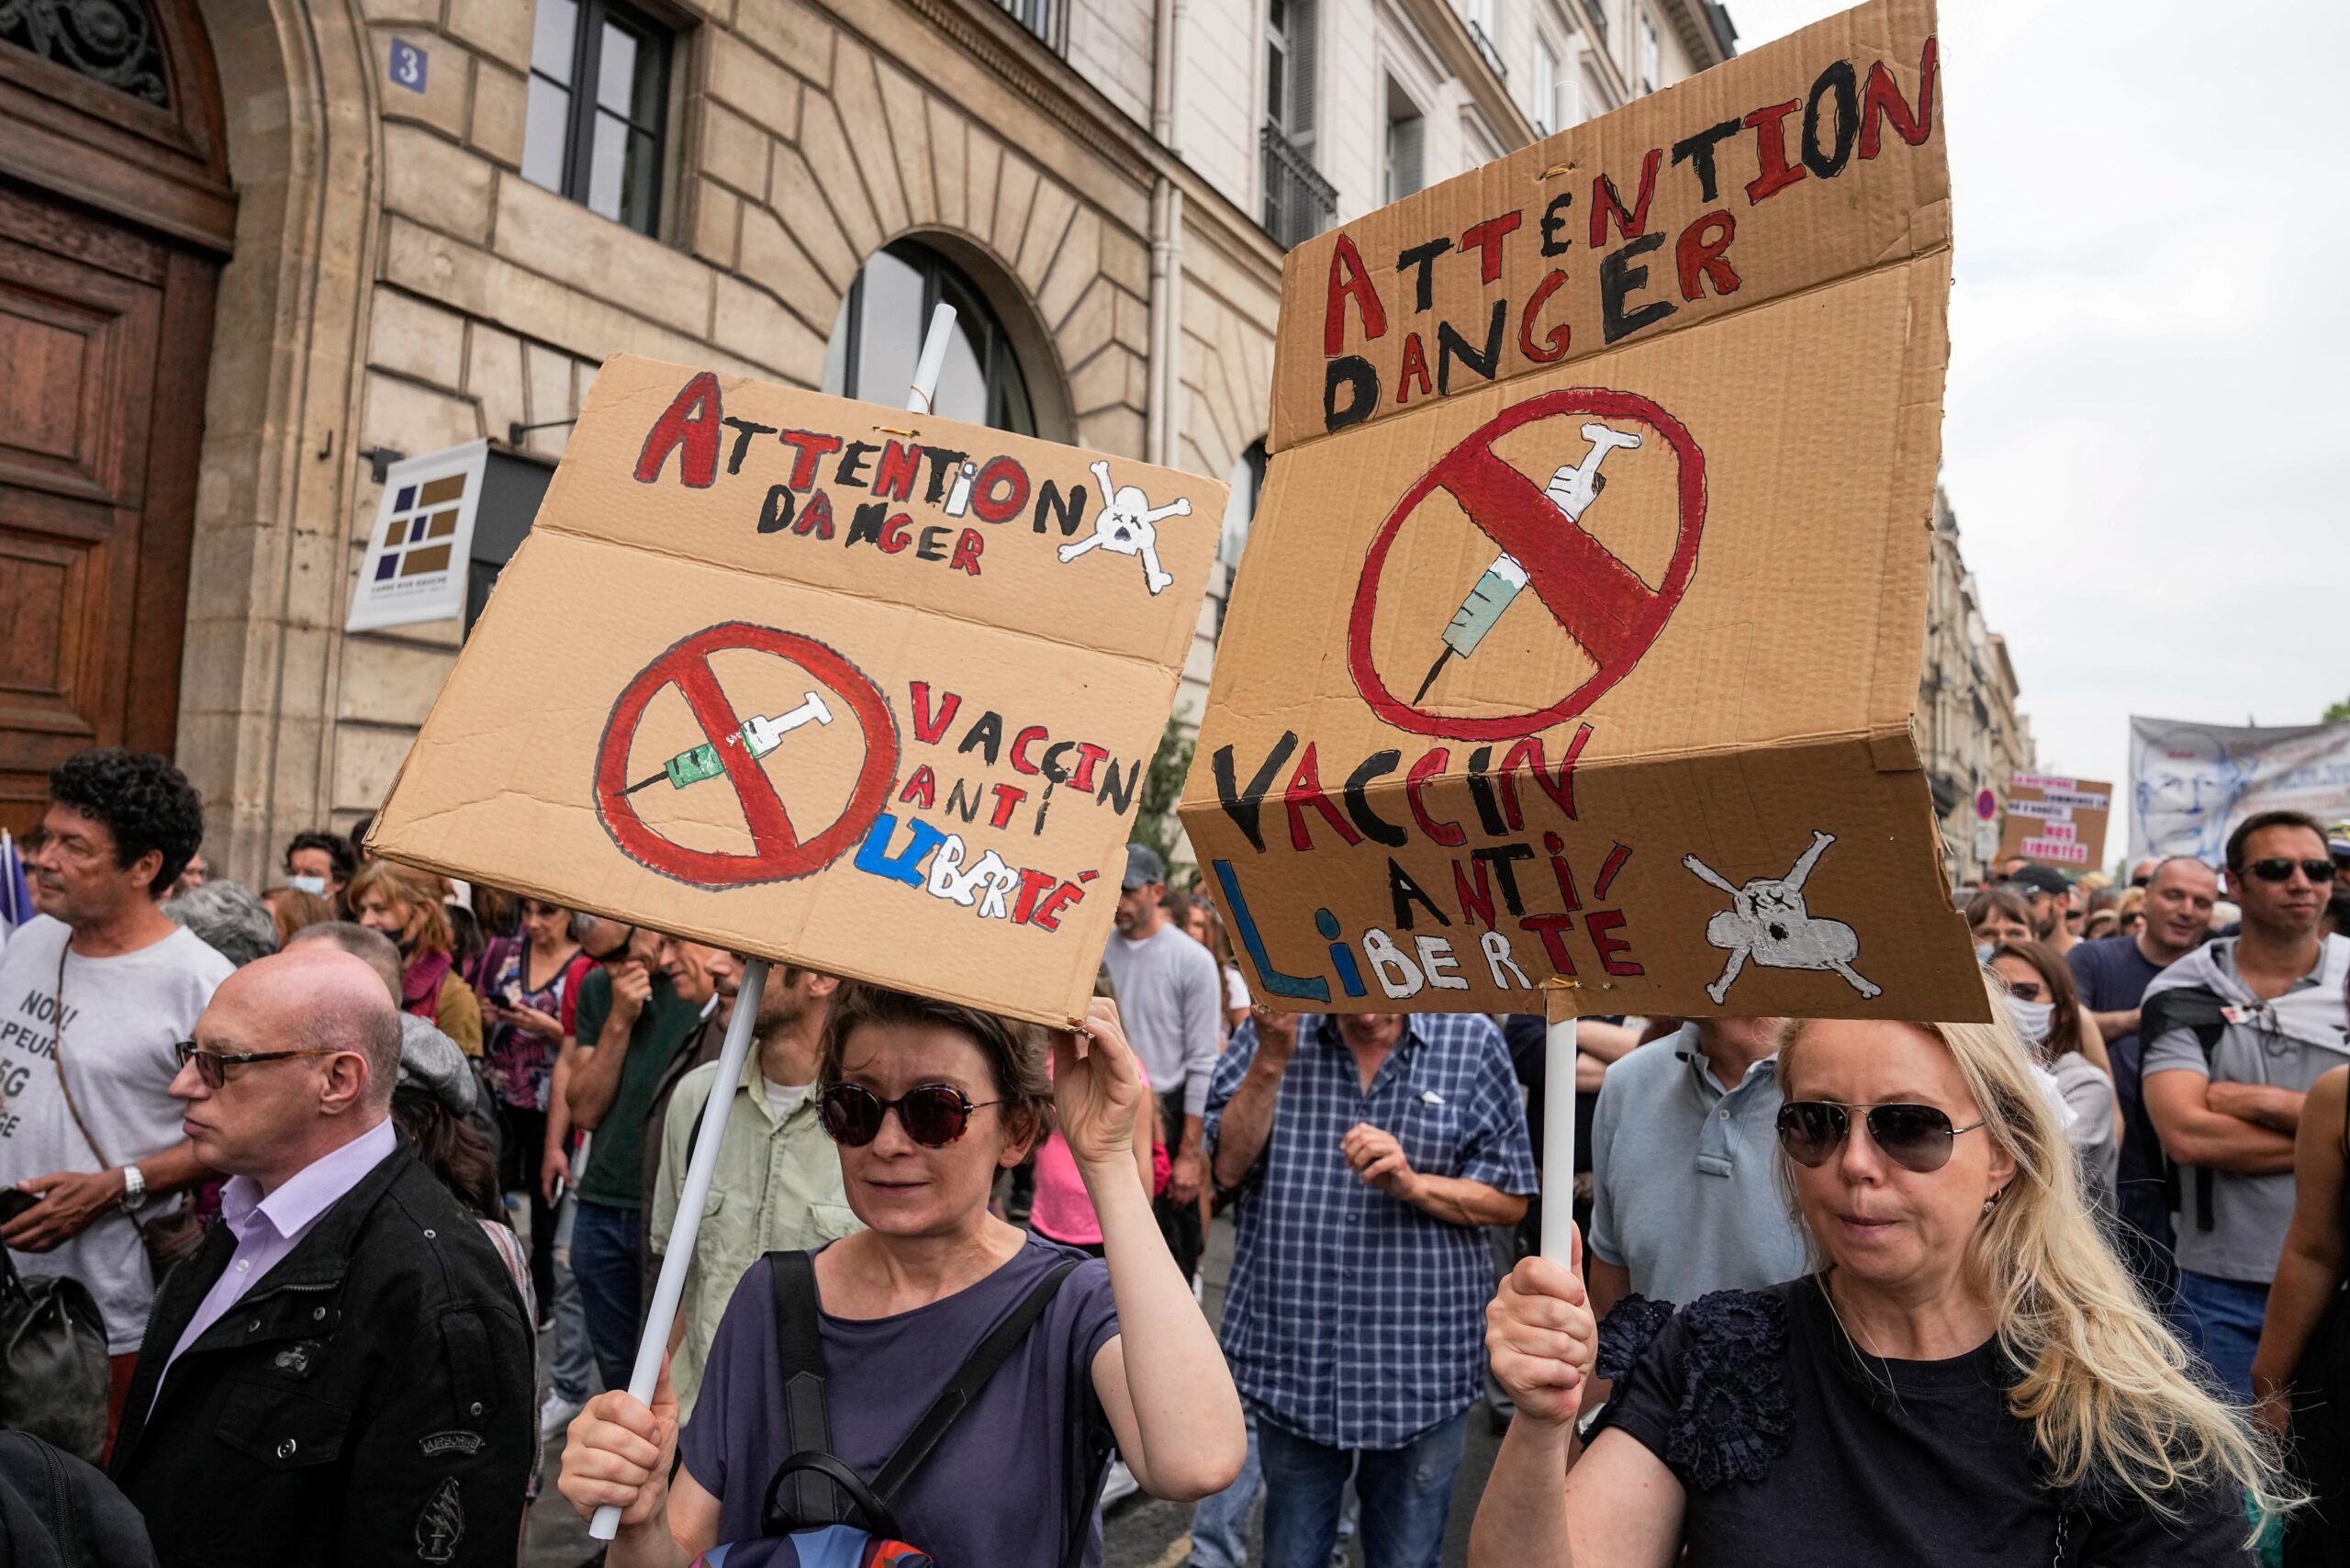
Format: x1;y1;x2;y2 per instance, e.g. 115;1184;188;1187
0;0;1731;877
1919;485;2034;883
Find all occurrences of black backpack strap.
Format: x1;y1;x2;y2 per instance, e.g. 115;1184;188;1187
869;1259;1080;1504
1060;1350;1118;1568
768;1250;844;1524
761;1450;901;1542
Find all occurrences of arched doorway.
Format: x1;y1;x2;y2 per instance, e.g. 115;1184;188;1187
0;0;231;831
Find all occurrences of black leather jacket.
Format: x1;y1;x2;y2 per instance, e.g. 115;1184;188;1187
111;1138;533;1567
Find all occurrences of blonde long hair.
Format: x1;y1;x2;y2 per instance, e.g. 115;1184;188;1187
1779;977;2298;1528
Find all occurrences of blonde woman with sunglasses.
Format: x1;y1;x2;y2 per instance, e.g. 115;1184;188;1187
1470;973;2295;1567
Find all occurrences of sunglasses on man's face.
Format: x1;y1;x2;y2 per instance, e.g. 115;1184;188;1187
1775;1100;1986;1175
2244;857;2336;886
817;1081;1002;1148
173;1039;345;1091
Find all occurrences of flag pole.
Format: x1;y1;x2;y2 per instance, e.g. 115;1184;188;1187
1540;1013;1579;1264
590;303;960;1542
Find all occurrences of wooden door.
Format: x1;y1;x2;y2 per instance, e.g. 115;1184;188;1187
0;1;231;833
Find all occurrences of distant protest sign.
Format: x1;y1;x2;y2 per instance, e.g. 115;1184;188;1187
1997;773;2111;871
2131;717;2350;865
1181;0;1985;1021
372;356;1220;1027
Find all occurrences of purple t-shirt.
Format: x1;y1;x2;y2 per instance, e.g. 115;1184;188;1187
681;1234;1120;1564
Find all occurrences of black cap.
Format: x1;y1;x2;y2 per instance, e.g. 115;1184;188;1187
2006;863;2073;897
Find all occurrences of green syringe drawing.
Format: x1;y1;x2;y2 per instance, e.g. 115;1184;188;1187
1412;422;1645;706
623;691;835;794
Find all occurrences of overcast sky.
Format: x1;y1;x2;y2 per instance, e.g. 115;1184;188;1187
1724;0;2348;855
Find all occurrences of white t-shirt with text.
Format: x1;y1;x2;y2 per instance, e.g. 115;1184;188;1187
0;916;233;1351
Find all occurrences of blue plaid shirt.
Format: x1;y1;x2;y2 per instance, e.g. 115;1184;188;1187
1204;1013;1538;1450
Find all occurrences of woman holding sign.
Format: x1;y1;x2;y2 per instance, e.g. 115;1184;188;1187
555;985;1244;1564
1467;980;2294;1566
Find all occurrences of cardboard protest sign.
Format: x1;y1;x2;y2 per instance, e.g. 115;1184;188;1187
371;356;1221;1028
1181;0;1986;1022
348;441;488;632
1998;773;2111;872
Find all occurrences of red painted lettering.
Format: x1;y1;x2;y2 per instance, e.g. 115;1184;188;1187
1743;101;1806;203
1283;743;1363;852
1588;149;1664;248
1405;748;1466;848
1587;909;1641;976
1518;269;1571;364
1858;37;1937;160
777;430;844;490
1323;232;1389;355
948;527;984;577
1675;211;1740;301
1459;211;1524;283
633;372;722;487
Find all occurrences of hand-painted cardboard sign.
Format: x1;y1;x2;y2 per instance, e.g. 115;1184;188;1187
1181;0;1987;1022
371;357;1220;1028
1998;773;2112;871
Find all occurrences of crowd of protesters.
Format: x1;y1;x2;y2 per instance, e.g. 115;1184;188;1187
2;746;2344;1566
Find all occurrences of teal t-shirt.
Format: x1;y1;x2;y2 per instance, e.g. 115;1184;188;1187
572;967;705;1209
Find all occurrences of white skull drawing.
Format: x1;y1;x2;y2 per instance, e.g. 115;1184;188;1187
1057;458;1188;595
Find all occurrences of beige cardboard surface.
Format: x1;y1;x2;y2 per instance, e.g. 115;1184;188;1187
373;356;1222;1028
1998;773;2113;873
1181;0;1986;1022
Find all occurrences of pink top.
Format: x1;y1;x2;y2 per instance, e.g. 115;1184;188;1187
1030;1057;1166;1247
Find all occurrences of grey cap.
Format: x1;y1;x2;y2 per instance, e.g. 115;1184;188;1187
1123;843;1167;890
397;1014;477;1115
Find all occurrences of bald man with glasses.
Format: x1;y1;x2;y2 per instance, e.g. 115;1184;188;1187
110;946;532;1567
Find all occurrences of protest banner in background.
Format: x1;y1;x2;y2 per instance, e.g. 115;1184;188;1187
2130;716;2350;865
371;356;1220;1027
348;440;488;632
1997;773;2111;871
1182;0;1986;1021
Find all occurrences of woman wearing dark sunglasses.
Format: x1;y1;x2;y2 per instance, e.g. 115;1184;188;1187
556;982;1246;1563
1469;975;2295;1567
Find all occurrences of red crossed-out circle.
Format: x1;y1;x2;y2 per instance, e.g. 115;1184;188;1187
593;622;899;890
1348;387;1707;741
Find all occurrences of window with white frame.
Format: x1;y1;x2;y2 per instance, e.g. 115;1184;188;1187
1384;79;1426;201
1531;34;1558;133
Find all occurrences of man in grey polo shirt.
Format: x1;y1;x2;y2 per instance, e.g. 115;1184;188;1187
2144;810;2350;1398
1585;1014;1805;1338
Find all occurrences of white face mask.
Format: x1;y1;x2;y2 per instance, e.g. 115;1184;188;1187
1974;941;1996;963
2007;995;2053;1046
286;874;328;896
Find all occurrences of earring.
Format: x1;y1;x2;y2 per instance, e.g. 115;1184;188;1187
1981;1193;2000;1215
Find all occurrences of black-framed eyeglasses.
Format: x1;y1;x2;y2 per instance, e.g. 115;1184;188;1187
818;1082;1002;1148
2244;857;2335;885
1775;1100;1986;1174
173;1040;346;1091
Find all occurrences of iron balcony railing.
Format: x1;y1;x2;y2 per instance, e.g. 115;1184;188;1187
1260;121;1337;251
992;0;1065;50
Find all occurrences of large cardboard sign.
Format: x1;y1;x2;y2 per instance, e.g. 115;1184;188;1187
348;441;488;632
1997;773;2111;872
2131;717;2350;864
372;357;1221;1027
1181;0;1985;1021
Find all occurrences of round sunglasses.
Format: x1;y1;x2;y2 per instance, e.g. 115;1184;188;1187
1775;1100;1985;1174
818;1081;1002;1148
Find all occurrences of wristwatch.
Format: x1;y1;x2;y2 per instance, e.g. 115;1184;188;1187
119;1162;146;1212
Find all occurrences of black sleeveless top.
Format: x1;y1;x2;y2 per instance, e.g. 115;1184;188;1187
1591;1277;2251;1566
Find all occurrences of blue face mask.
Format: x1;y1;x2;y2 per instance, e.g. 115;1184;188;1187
1975;941;1996;963
287;874;328;897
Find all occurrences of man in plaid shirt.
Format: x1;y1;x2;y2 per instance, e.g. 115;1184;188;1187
1205;1007;1537;1568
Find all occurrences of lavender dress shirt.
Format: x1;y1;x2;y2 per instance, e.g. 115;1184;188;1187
151;1116;398;1412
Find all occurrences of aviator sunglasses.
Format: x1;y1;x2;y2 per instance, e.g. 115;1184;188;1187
1775;1100;1986;1174
818;1081;1002;1148
2244;857;2336;885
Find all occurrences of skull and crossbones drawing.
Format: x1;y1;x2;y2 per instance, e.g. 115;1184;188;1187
1683;831;1880;1005
1057;458;1189;595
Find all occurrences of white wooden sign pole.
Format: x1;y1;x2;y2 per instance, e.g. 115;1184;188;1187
590;303;960;1542
1540;1014;1579;1265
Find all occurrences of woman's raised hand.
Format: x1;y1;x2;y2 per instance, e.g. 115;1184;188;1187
1485;1229;1599;1428
556;1354;679;1530
1055;996;1145;1173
